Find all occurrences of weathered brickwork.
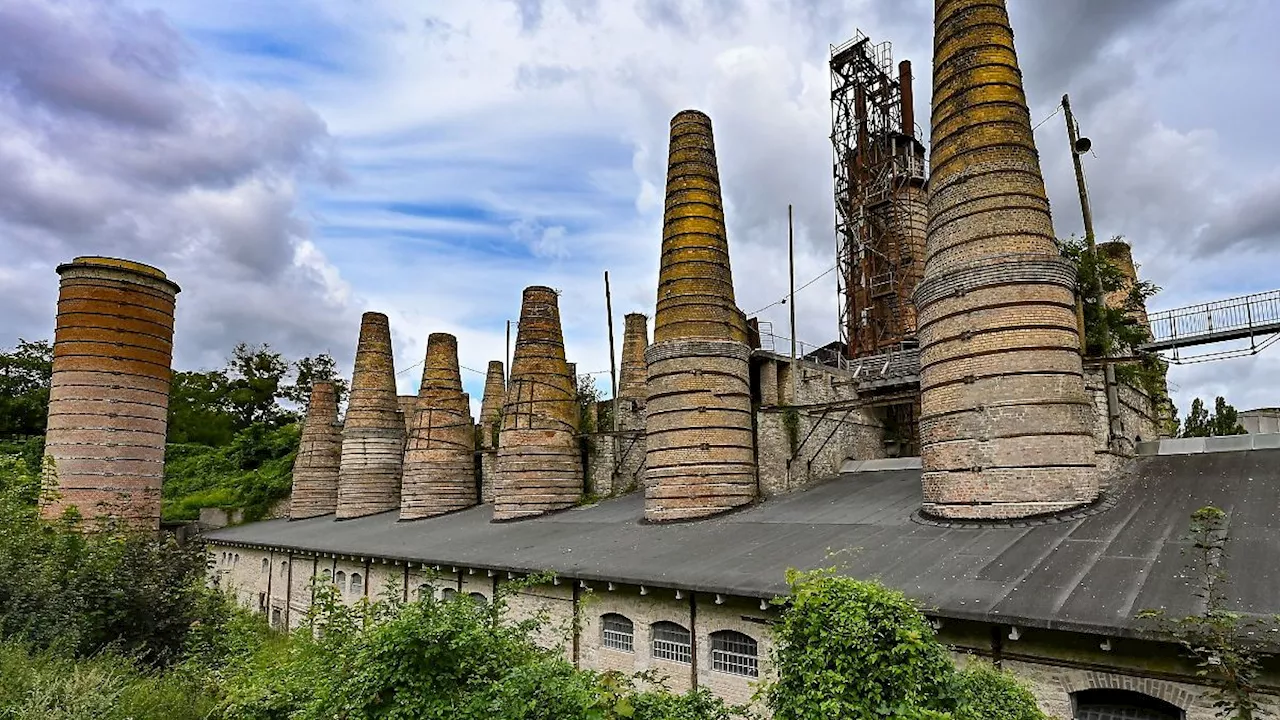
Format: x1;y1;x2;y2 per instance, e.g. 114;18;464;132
41;256;180;530
494;286;583;521
644;110;757;522
402;333;477;519
754;356;887;496
917;0;1097;519
337;312;406;519
1098;240;1150;327
290;382;343;519
478;361;506;451
1083;365;1162;478
619;313;650;402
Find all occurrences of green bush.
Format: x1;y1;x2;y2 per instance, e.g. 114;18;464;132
765;570;1044;720
0;641;218;720
162;421;299;522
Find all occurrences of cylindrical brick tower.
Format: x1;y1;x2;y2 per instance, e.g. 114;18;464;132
478;360;505;450
289;382;342;519
40;256;180;530
915;0;1098;519
493;286;582;521
335;312;405;519
1098;240;1149;326
401;333;477;519
643;110;756;523
618;313;649;403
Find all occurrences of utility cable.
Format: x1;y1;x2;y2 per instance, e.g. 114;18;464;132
747;265;837;316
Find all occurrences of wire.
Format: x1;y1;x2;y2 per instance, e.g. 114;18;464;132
1031;102;1064;132
746;265;837;316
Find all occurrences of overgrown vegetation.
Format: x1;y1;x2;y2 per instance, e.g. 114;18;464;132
766;570;1045;720
162;423;300;522
1058;236;1175;422
1139;507;1277;719
781;407;800;455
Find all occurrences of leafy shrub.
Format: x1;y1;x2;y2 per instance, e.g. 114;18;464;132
766;570;1044;720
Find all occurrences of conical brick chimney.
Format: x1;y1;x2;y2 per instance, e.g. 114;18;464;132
493;286;582;521
643;110;756;522
401;333;477;519
40;256;180;530
289;382;342;519
336;312;405;519
618;313;649;402
478;360;505;450
915;0;1097;519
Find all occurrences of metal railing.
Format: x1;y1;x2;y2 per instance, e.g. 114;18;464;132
1143;289;1280;353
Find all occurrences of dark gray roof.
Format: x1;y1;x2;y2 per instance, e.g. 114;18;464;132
205;449;1280;639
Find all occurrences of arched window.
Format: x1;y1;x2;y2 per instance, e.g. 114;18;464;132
651;622;691;664
1074;690;1183;720
349;572;363;596
710;630;758;677
468;592;488;606
335;570;346;590
233;554;240;565
321;568;332;582
416;584;432;601
601;613;634;652
261;558;269;574
279;560;288;579
271;608;281;627
441;588;458;601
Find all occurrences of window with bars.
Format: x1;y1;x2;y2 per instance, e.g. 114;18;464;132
651;622;691;664
350;572;363;596
710;630;758;677
601;613;634;652
441;588;458;601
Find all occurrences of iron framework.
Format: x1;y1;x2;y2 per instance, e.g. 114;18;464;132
830;31;927;360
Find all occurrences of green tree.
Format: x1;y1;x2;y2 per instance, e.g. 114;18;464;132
168;369;236;446
225;343;291;428
282;352;348;408
0;339;53;440
1180;397;1246;438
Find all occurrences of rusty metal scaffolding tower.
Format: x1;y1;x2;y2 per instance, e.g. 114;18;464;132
831;31;928;360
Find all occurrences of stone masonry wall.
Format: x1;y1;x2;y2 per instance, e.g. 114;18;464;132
205;541;1280;716
755;356;887;497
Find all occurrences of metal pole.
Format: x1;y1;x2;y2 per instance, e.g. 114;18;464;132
604;270;619;433
788;204;798;405
1063;93;1122;449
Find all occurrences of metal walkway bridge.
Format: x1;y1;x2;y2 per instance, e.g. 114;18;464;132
1140;289;1280;363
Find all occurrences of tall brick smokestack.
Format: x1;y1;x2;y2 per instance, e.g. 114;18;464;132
336;312;405;519
643;110;756;522
289;382;342;519
478;361;506;450
401;333;477;519
493;286;582;521
40;256;180;530
618;313;649;402
915;0;1097;519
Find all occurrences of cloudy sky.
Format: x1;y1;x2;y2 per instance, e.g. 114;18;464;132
2;0;1278;416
